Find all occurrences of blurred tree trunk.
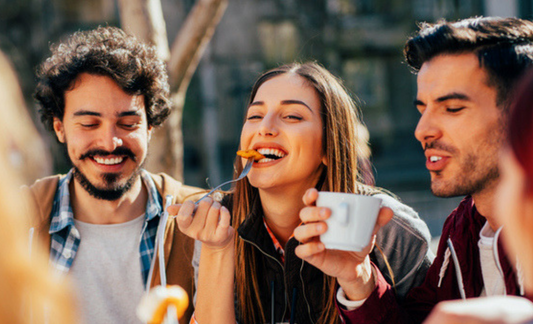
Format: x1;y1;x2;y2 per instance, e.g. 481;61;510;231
118;0;228;181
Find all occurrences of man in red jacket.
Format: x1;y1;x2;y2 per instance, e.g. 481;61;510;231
332;17;533;323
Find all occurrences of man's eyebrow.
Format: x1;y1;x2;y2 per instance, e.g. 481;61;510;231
436;92;471;103
414;92;471;107
118;111;142;117
73;110;100;117
281;99;312;111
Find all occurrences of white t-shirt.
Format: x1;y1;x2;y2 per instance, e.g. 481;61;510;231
70;214;145;324
478;222;506;296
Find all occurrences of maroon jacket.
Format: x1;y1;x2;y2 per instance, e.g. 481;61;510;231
338;196;524;324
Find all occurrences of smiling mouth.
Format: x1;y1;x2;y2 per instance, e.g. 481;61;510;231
93;156;125;165
256;148;287;163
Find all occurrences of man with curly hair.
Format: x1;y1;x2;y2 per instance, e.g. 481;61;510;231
28;26;200;324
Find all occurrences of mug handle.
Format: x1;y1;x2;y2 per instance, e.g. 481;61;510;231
337;202;349;226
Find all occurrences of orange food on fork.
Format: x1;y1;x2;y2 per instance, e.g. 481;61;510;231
236;149;265;161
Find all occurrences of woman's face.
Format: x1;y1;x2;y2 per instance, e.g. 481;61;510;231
495;148;533;291
240;73;326;194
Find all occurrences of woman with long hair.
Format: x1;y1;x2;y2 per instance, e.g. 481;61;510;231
172;62;433;323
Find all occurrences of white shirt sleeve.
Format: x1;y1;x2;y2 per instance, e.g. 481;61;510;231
336;265;377;311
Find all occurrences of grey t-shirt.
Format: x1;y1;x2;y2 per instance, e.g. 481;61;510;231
70;214;145;324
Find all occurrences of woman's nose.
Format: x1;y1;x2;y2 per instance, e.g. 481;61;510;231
258;114;278;137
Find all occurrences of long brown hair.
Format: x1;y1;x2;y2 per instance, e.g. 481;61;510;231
233;62;381;324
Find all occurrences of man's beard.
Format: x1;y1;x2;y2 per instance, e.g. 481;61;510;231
73;166;140;201
71;146;142;201
427;122;502;198
430;152;500;198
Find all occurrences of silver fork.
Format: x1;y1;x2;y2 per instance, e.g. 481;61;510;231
195;157;254;205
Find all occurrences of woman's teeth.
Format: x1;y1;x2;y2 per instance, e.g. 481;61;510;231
256;148;287;162
94;157;124;165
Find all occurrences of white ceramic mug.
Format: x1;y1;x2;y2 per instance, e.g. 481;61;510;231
317;192;382;252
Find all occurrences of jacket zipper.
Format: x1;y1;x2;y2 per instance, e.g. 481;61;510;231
240;236;290;321
298;258;314;324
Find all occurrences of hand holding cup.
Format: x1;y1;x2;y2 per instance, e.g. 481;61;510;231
294;188;393;301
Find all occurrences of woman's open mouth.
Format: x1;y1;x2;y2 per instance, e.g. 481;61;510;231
256;148;287;163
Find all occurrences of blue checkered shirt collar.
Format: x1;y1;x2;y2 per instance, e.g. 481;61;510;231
49;169;163;284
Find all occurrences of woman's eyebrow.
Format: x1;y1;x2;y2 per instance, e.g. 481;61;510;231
248;99;312;111
281;99;311;111
249;101;264;107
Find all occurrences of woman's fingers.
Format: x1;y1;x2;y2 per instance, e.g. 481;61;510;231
174;199;211;238
299;205;331;223
215;206;234;246
174;197;234;248
167;204;181;216
295;240;325;259
203;201;222;235
217;206;232;233
175;201;196;231
302;188;319;206
372;207;394;236
293;222;327;243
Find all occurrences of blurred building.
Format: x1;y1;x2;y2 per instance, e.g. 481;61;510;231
0;0;530;236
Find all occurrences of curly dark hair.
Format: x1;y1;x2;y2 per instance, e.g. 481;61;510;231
34;26;171;131
404;17;533;108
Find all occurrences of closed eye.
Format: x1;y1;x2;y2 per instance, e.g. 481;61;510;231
285;115;302;120
446;107;465;113
246;115;262;120
119;123;138;129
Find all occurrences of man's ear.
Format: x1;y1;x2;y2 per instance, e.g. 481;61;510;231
53;118;66;143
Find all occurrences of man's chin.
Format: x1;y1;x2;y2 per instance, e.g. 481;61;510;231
73;168;140;201
430;181;468;198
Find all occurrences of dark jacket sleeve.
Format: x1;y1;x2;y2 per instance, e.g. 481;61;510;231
372;194;435;300
337;263;409;323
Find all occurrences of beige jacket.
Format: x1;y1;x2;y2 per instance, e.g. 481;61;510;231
24;171;201;323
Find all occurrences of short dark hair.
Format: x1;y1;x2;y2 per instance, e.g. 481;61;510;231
34;26;171;131
404;17;533;107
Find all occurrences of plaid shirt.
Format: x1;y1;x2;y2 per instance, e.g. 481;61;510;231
48;169;163;285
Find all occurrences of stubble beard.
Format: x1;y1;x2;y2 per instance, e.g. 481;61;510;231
430;153;500;198
429;121;503;198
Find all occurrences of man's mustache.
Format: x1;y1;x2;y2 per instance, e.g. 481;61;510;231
79;147;136;161
424;141;457;154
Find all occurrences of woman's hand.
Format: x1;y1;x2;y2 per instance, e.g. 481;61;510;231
293;188;393;301
168;198;234;250
169;198;237;323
